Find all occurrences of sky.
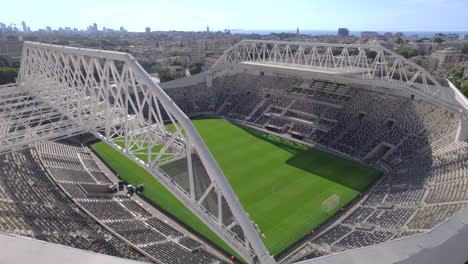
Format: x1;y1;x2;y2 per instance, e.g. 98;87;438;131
1;0;467;32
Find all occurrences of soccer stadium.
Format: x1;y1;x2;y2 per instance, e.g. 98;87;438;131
0;41;467;264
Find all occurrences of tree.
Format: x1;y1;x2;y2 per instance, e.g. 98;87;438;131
462;44;468;55
396;49;408;58
395;49;419;59
433;37;444;44
364;49;377;60
0;56;7;67
154;67;174;82
52;40;70;46
149;64;160;74
348;49;359;56
170;60;182;66
395;37;406;44
460;82;468;97
188;63;202;75
140;61;158;73
0;67;19;85
452;67;463;79
407;49;418;58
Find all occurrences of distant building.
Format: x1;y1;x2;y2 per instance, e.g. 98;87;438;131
21;21;27;32
395;32;405;38
384;32;394;40
46;26;52;32
0;23;5;30
338;28;349;37
206;26;209;32
93;23;97;31
459;34;468;40
145;27;151;33
410;55;438;71
431;48;461;69
0;37;23;62
443;34;459;41
361;31;379;39
297;27;299;35
407;34;419;42
189;40;205;64
120;27;126;32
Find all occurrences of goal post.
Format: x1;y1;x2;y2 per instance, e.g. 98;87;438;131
321;194;341;214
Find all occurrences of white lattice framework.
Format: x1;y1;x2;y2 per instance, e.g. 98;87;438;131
215;40;464;114
0;82;86;153
0;41;276;264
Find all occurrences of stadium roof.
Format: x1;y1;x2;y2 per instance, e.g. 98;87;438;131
214;40;468;117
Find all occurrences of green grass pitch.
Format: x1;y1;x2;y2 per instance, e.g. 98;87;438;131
92;118;380;257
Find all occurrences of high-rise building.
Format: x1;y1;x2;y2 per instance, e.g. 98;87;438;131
0;23;5;30
338;28;349;37
93;23;97;31
206;26;209;32
145;27;151;33
46;26;52;32
296;27;299;35
21;21;27;32
189;40;205;64
120;26;126;32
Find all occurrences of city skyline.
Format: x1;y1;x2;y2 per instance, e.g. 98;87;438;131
1;0;467;32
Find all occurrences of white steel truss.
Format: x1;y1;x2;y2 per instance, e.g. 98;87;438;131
215;40;464;114
0;83;86;153
10;41;276;264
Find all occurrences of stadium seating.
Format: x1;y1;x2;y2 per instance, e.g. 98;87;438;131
162;72;467;261
1;70;466;263
0;150;148;262
335;231;394;249
34;140;226;264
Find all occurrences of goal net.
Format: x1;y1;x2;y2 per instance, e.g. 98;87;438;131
321;194;341;214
